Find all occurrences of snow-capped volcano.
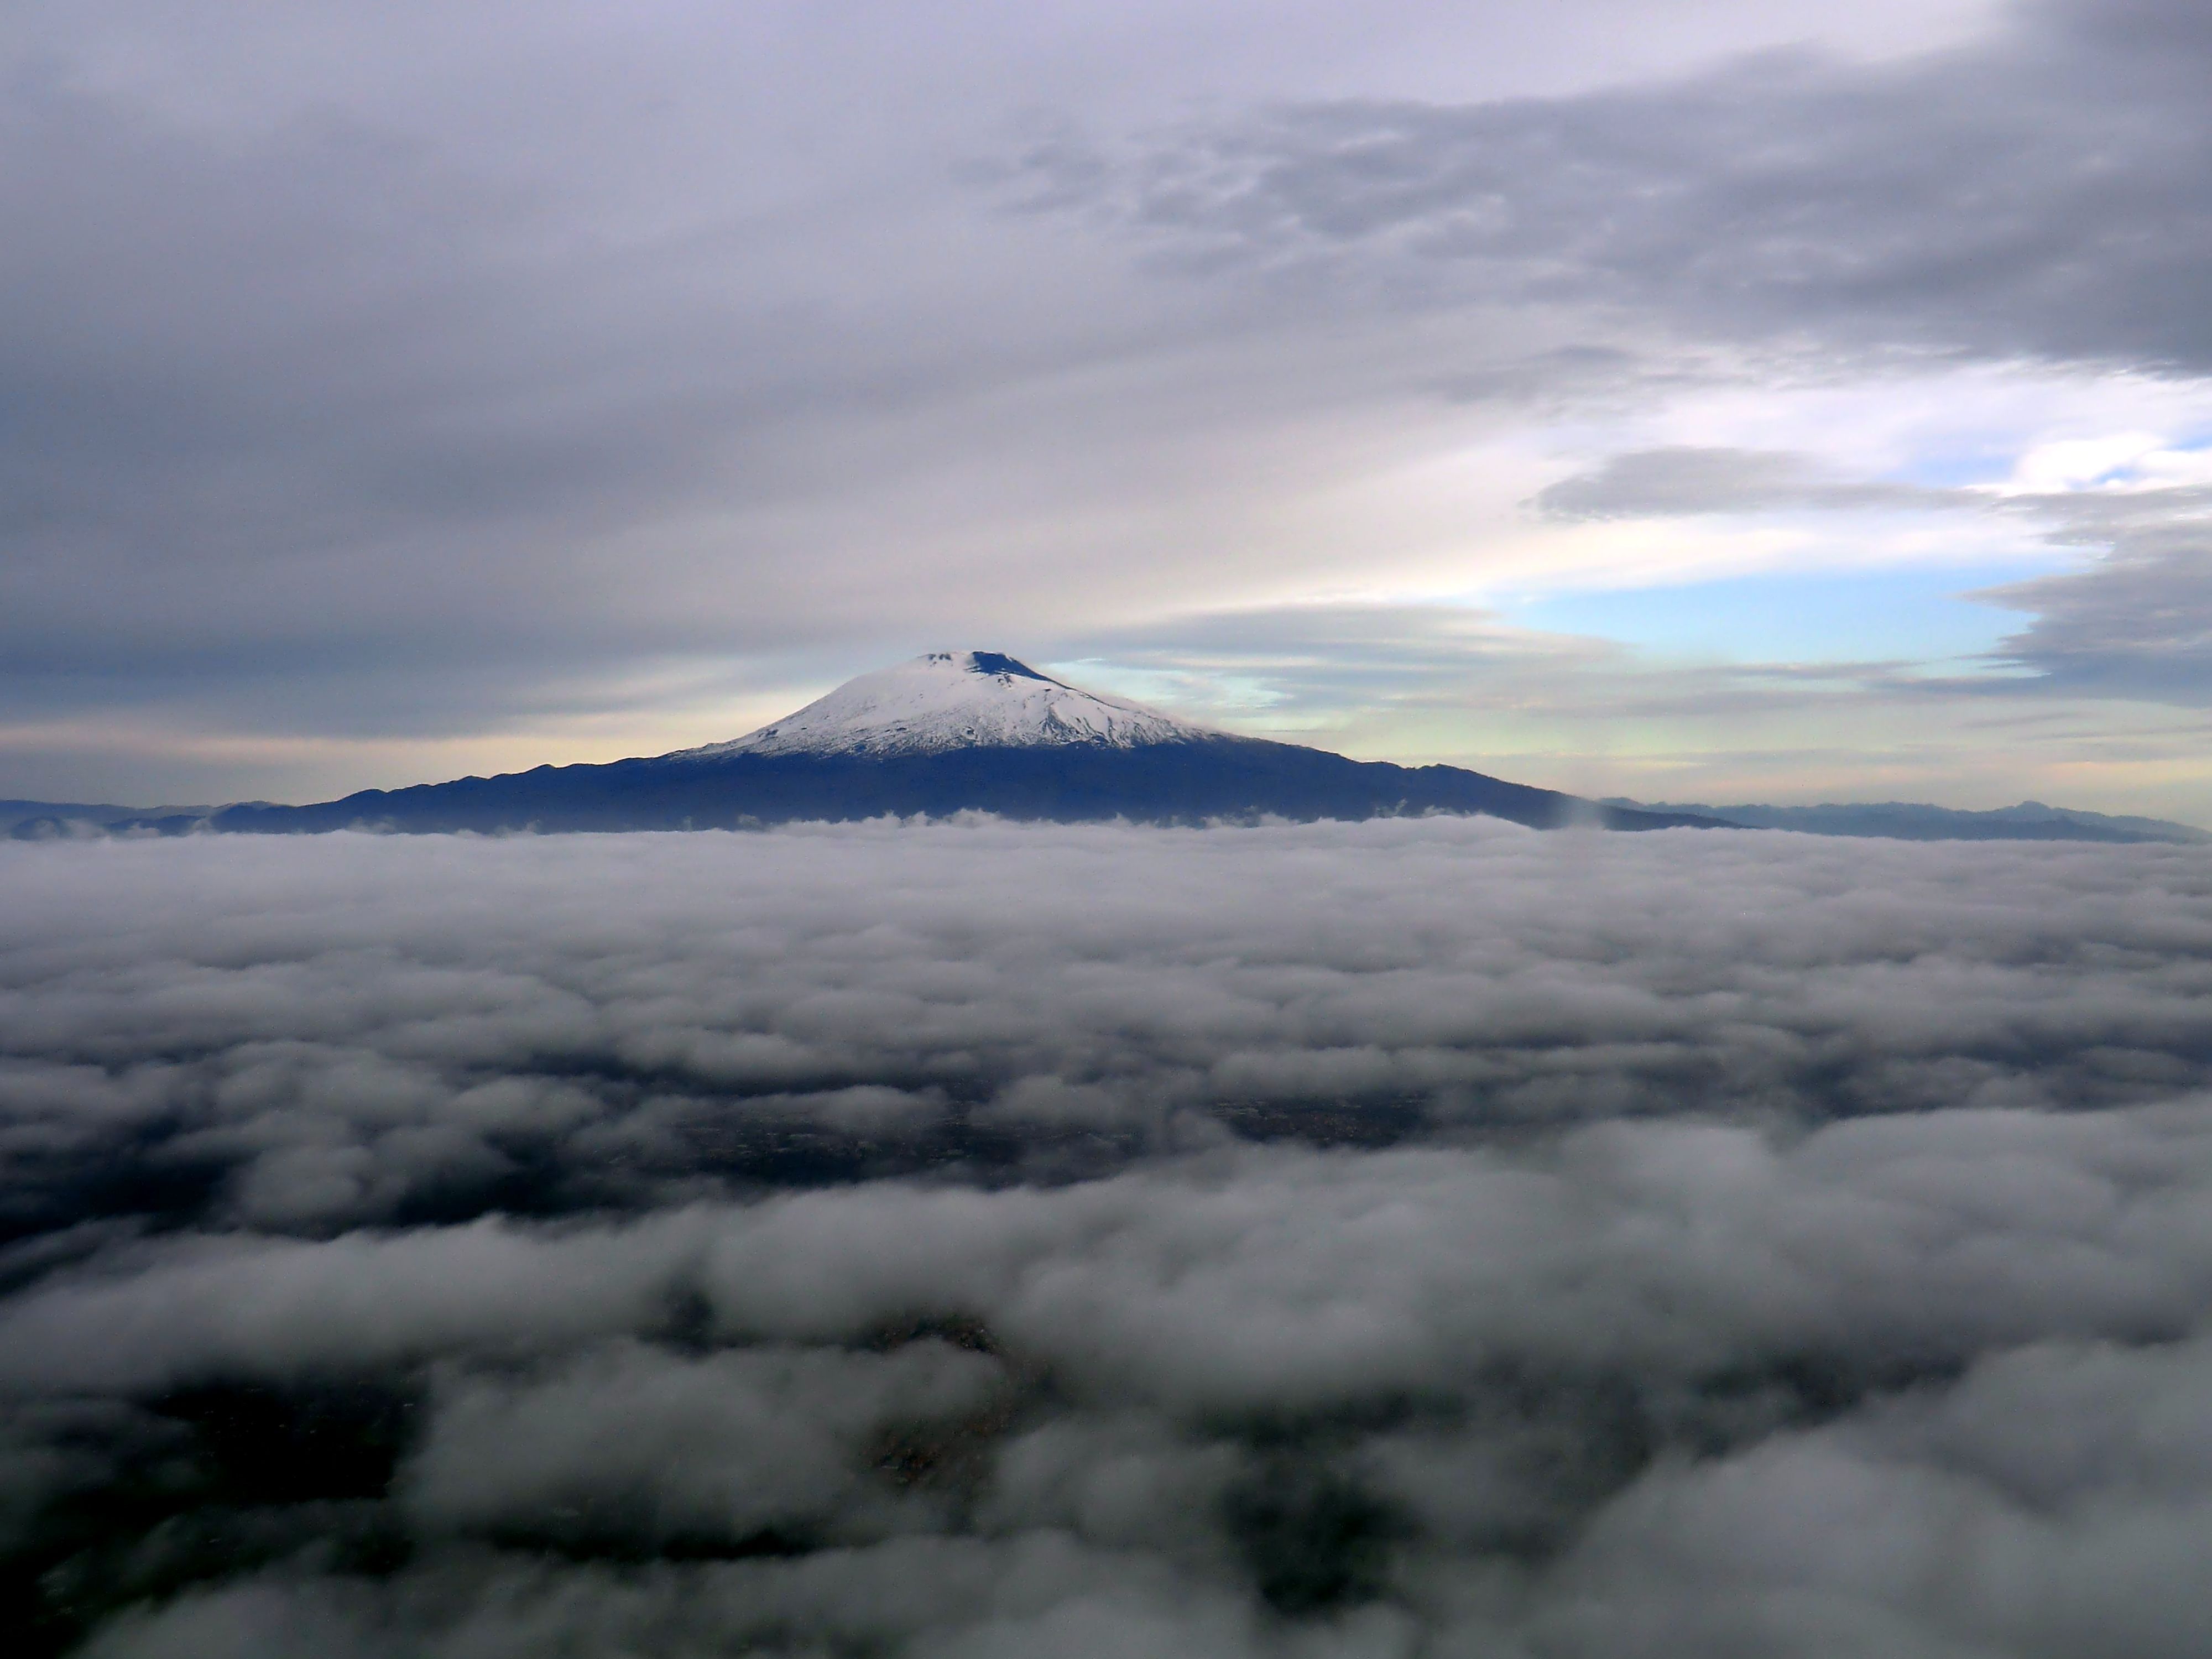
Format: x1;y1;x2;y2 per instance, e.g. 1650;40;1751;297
200;651;1726;835
683;651;1210;759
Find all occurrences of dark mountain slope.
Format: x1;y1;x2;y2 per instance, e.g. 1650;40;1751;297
209;735;1714;834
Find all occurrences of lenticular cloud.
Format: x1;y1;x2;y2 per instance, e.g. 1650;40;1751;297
6;820;2212;1656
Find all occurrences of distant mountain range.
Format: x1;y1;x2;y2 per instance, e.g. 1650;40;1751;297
6;651;2205;844
1605;798;2211;845
2;800;217;840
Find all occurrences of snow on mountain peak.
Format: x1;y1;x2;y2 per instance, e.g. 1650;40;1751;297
680;651;1213;759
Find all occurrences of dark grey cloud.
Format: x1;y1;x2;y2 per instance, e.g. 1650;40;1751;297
1979;490;2212;702
0;56;1037;744
6;822;2212;1652
1;0;2188;805
1034;0;2212;372
0;6;1240;776
978;0;2212;731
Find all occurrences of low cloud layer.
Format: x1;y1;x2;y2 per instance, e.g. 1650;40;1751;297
6;820;2212;1654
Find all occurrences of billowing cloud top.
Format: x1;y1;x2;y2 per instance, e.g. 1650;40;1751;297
7;820;2212;1653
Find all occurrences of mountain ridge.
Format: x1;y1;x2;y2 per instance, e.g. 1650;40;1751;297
10;652;1711;836
14;653;2201;843
200;732;1710;835
1610;797;2210;845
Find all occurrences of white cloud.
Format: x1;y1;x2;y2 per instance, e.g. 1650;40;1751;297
6;823;2212;1651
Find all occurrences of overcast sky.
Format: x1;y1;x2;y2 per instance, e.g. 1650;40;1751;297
8;0;2212;816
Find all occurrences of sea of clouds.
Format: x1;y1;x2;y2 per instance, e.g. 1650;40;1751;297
6;818;2212;1656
